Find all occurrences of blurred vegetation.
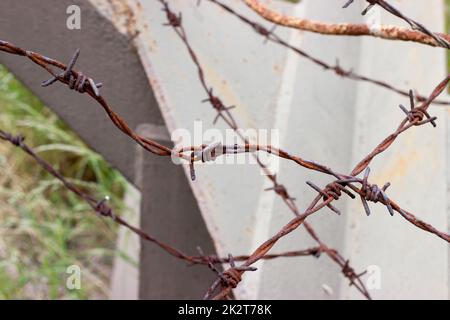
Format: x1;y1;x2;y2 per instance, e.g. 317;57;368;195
0;65;129;299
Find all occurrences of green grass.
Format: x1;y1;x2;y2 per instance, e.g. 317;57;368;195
0;65;130;299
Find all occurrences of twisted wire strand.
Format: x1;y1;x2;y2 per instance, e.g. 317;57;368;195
245;0;450;49
159;1;450;300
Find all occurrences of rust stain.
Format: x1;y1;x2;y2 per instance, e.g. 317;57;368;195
99;0;140;39
373;131;422;184
273;63;282;75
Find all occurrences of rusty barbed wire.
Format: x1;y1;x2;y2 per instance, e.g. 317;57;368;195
0;38;379;170
0;36;446;183
0;40;346;187
0;2;372;298
205;74;450;299
181;0;450;299
41;48;103;96
0;0;448;300
245;0;450;49
160;0;450;300
160;0;372;299
0;35;372;297
0;128;323;268
206;0;450;106
344;0;450;49
208;193;335;300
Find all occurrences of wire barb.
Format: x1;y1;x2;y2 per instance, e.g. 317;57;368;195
306;180;355;215
399;90;437;127
41;48;102;96
359;168;394;216
342;260;368;287
204;253;257;300
3;132;25;147
95;196;117;221
203;88;236;125
209;0;450;105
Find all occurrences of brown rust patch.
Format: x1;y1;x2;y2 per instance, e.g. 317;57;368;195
100;0;140;39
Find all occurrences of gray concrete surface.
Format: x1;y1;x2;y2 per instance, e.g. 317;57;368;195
0;0;218;299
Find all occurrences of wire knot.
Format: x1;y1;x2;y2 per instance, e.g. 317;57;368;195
203;88;235;124
251;23;277;43
95;197;116;220
342;260;367;287
196;141;223;162
221;268;242;289
342;260;355;278
359;167;394;216
402;106;436;127
399;90;436;127
220;254;256;289
189;142;225;181
41;49;102;96
189;142;249;180
162;1;182;28
6;133;25;147
306;180;354;215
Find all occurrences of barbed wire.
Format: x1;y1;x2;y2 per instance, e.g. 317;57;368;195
161;0;372;299
0;0;448;300
0;38;385;171
207;0;450;106
169;0;449;240
0;128;324;267
0;36;372;298
245;0;450;49
160;0;449;300
207;73;450;299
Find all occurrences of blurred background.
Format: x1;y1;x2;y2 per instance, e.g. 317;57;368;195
0;0;449;299
0;56;128;299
